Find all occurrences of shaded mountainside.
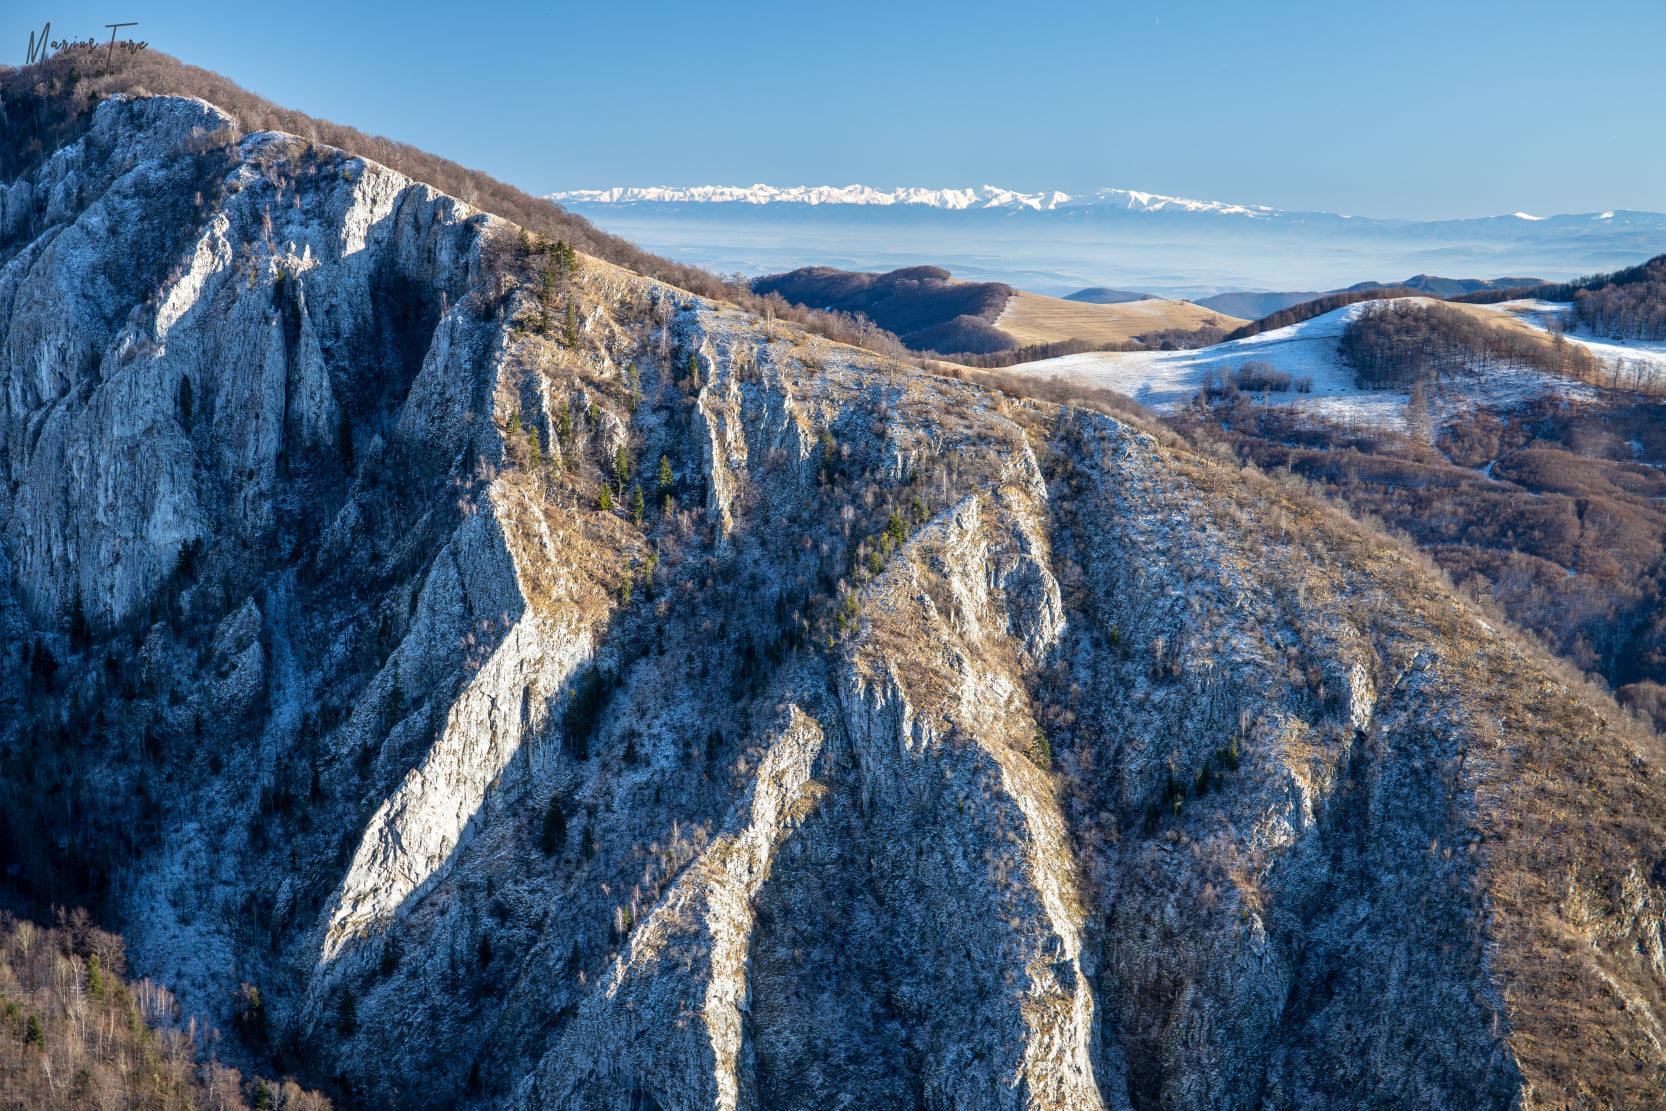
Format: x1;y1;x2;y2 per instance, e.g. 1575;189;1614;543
1;92;1665;1111
1063;289;1154;305
750;265;1016;354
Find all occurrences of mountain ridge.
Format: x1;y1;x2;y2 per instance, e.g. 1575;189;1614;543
547;184;1278;217
547;183;1665;226
5;62;1666;1111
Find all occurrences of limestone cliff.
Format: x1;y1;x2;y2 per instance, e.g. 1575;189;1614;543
2;95;1664;1111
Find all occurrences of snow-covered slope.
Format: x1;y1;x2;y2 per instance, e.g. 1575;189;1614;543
1006;298;1666;429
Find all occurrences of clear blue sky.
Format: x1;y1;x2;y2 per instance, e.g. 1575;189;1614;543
8;1;1665;219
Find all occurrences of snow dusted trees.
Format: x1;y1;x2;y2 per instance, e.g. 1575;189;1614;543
1339;301;1595;389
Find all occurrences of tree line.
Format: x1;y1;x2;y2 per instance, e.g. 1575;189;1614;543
1570;279;1666;341
1453;254;1666;341
1339;301;1596;389
0;909;332;1110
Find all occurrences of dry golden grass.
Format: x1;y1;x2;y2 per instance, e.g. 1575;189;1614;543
993;292;1245;347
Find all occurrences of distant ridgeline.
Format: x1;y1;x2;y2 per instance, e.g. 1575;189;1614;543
1216;256;1666;344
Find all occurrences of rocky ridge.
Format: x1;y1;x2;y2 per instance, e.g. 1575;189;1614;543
2;94;1666;1110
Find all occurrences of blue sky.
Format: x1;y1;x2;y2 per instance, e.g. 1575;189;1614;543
9;1;1665;219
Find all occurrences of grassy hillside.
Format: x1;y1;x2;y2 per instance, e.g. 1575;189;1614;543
995;290;1240;347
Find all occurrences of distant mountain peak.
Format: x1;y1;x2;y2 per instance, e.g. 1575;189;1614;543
546;183;1284;217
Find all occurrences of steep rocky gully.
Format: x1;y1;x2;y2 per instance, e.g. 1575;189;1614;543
2;95;1665;1110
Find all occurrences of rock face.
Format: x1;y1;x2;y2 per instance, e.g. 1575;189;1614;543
4;95;1666;1111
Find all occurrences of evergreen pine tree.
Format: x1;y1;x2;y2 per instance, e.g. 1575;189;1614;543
658;455;674;494
631;484;644;525
818;429;836;483
87;952;104;1000
384;661;405;723
508;410;521;438
25;1013;43;1049
614;444;630;493
598;486;613;511
1029;731;1052;771
254;1081;272;1111
337;988;357;1036
528;428;542;469
69;591;90;650
564;299;578;346
540;798;567;855
559;401;573;445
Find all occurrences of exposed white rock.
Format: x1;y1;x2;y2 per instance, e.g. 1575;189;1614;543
8;92;1666;1111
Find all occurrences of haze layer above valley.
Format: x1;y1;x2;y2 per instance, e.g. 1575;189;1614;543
547;184;1666;297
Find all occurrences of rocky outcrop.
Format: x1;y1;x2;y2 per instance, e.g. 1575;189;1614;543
4;94;1666;1111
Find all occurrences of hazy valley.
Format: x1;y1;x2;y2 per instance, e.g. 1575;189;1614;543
547;185;1666;298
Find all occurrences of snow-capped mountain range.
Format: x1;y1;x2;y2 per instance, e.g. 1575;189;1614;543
545;184;1666;296
547;183;1282;217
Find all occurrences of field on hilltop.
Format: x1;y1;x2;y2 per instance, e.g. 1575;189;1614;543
994;290;1242;347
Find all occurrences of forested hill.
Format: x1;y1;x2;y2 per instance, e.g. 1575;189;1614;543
750;265;1016;354
1448;254;1666;340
